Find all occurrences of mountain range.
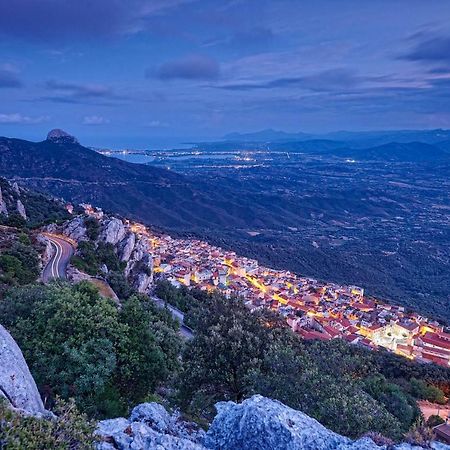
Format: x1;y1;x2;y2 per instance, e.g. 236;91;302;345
223;128;450;147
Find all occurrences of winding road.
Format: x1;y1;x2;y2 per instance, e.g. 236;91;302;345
41;234;74;282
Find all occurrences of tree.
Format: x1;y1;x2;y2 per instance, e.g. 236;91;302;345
179;294;267;411
115;296;180;405
0;282;183;418
0;282;122;415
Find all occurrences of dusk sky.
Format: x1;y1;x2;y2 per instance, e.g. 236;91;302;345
1;0;450;147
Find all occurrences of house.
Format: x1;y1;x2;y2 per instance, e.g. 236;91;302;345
434;422;450;444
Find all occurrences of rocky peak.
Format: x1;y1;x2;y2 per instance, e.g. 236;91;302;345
46;129;79;145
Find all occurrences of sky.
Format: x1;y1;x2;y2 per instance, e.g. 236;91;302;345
1;0;450;148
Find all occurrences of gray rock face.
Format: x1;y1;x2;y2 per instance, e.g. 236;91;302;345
0;187;8;216
96;402;205;450
100;218;127;245
96;396;450;450
63;216;87;241
16;199;27;220
0;324;48;417
204;395;450;450
119;232;136;263
131;254;153;293
11;182;20;195
46;129;79;144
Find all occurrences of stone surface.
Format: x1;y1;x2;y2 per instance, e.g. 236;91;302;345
96;403;205;450
96;396;450;450
131;254;154;293
63;216;87;241
204;395;450;450
119;232;136;263
0;324;49;417
16;199;27;220
0;186;8;216
100;218;127;245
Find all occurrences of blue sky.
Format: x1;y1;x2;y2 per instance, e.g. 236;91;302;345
1;0;450;147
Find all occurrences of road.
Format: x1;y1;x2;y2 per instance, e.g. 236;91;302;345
41;234;74;282
150;295;194;339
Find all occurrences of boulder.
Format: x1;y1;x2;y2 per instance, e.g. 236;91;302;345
97;396;450;450
100;218;127;245
63;216;87;241
96;403;205;450
0;324;49;417
204;395;450;450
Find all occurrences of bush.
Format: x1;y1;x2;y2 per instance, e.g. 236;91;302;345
0;398;95;449
426;415;445;428
0;282;182;418
84;217;100;241
0;239;40;287
404;424;435;448
409;378;447;404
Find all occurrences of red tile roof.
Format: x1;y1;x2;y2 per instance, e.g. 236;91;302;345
421;332;450;350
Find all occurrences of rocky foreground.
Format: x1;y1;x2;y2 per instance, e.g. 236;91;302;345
97;395;450;450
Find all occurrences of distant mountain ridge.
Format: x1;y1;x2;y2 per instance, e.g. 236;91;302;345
223;128;450;146
201;138;450;162
0;130;304;231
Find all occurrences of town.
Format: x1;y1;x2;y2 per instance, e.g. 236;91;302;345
85;204;450;368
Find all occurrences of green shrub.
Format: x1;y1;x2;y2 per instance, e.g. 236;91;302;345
0;398;95;449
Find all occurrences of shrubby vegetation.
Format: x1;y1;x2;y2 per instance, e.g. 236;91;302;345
156;280;449;440
71;241;125;276
0;232;41;297
0;281;181;418
0;177;70;229
0;398;95;449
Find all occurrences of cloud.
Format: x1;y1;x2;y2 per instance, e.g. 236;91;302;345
0;64;23;88
217;68;360;92
402;32;450;64
83;115;110;125
46;80;115;98
0;113;49;124
147;120;169;128
154;55;220;81
0;0;192;41
41;79;120;104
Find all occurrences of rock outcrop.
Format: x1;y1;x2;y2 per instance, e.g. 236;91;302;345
46;129;79;145
100;218;127;245
0;186;8;216
0;324;49;417
61;215;154;294
16;199;27;220
118;232;136;263
96;402;205;450
96;395;450;450
63;216;87;241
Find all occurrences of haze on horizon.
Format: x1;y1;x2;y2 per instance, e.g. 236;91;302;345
1;0;450;147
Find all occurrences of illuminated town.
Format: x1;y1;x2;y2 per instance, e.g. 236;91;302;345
83;205;450;368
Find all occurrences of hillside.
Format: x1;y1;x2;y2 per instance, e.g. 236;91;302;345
0;130;291;230
0;176;70;227
335;142;450;162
